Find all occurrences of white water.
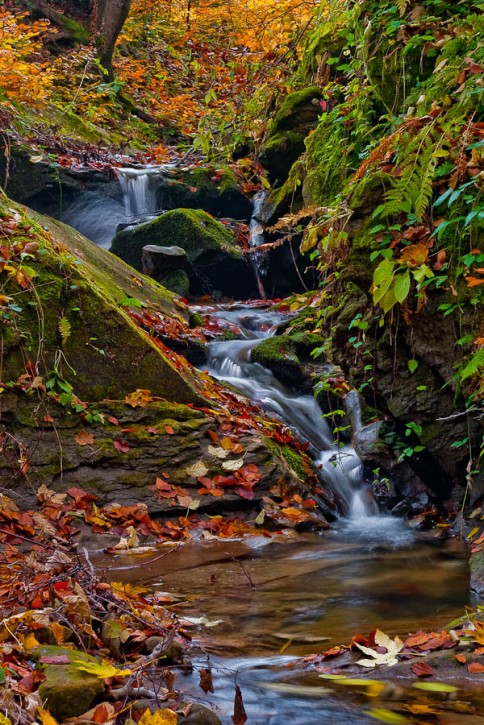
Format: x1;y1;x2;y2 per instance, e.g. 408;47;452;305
249;190;269;298
204;305;378;519
61;165;171;248
116;166;166;219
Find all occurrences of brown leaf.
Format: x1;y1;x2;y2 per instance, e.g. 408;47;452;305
74;430;94;446
455;653;467;664
232;685;247;725
199;668;214;693
411;662;434;677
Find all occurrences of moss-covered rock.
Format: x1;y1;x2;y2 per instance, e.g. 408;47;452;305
0;198;203;405
34;645;105;720
158;165;252;220
111;208;255;298
259;86;323;185
251;332;326;389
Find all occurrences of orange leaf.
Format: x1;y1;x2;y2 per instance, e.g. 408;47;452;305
165;426;175;435
399;244;429;266
465;276;484;287
468;662;484;673
411;662;434;677
455;653;467;664
74;430;94;446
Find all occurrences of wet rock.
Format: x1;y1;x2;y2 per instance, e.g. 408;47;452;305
178;703;222;725
143;637;184;662
142;245;190;278
251;332;327;391
111;208;256;299
35;645;105;720
470;548;484;598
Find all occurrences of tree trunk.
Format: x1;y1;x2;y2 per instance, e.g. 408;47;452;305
96;0;133;82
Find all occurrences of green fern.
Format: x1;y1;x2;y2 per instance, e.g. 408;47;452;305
374;128;441;221
458;349;484;384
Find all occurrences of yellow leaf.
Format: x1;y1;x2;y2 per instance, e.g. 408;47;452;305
23;632;40;652
138;708;178;725
51;622;66;645
72;658;131;679
37;708;59;725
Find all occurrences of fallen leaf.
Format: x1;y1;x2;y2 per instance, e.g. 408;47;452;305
468;662;484;673
186;461;209;477
222;458;244;471
355;629;404;668
72;659;131;679
38;708;59;725
412;681;458;693
74;430;94;446
208;445;230;459
411;662;434;677
199;668;214;693
165;426;175;435
232;685;247;725
113;439;129;453
138;708;177;725
125;389;153;408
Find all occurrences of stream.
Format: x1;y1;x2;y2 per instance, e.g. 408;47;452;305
63;169;480;722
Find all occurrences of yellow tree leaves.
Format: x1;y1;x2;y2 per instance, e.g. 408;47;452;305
0;9;54;105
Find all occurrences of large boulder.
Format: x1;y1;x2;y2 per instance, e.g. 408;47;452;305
157;165;252;220
111;208;256;298
259;86;323;186
0;204;202;405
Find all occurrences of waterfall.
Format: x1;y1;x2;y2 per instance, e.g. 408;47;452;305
116;166;164;220
249;190;269;299
204;305;378;519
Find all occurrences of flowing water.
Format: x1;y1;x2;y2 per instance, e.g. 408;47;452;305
203;304;377;519
60;175;479;721
61;165;167;247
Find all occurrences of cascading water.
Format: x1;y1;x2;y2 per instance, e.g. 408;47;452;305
116;166;164;219
204;305;378;519
60;165;170;248
248;190;269;299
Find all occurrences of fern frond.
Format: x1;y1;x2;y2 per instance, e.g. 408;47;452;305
459;349;484;383
59;316;71;344
374;127;441;221
396;0;409;16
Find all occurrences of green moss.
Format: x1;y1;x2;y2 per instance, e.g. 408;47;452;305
303;119;348;206
111;208;242;271
0;199;204;404
59;17;90;44
265;438;308;480
259;86;323;184
269;159;305;216
252;336;299;365
35;646;104;721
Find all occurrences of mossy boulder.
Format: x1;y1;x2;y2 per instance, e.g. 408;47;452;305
34;645;105;720
259;86;323;185
111;208;256;298
251;332;326;390
0;199;203;405
158;165;252;220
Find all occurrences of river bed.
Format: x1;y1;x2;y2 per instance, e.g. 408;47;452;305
96;528;478;724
